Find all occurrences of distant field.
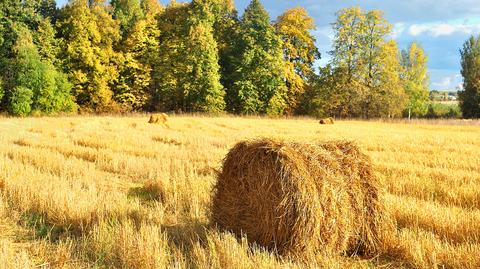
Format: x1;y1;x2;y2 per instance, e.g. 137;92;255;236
436;101;459;105
1;116;479;268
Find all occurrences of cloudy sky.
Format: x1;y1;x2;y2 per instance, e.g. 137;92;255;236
56;0;480;90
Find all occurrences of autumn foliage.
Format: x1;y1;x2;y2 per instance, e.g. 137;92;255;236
0;1;473;118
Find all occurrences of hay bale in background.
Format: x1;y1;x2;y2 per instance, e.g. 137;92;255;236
319;117;334;125
148;113;169;127
211;139;390;259
148;115;159;124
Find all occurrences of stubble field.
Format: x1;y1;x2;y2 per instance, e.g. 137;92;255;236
0;115;479;268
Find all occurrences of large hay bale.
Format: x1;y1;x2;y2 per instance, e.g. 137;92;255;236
211;139;390;259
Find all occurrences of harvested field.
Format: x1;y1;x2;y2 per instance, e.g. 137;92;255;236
0;115;479;268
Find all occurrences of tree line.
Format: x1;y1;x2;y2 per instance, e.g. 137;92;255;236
0;0;478;118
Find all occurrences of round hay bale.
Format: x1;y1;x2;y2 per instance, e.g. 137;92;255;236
148;115;159;124
160;113;169;122
319;117;334;125
149;114;169;127
211;139;390;259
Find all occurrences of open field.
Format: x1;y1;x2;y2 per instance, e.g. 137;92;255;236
0;115;479;268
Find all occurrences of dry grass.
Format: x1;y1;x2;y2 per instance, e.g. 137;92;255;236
0;197;33;269
0;115;479;268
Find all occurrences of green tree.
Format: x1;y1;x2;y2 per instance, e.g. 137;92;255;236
369;40;406;117
359;12;408;117
9;86;33;116
37;0;58;19
13;24;76;114
58;0;121;112
0;1;39;112
275;7;320;114
230;0;286;115
0;79;4;105
329;7;367;116
185;0;225;112
210;0;239;108
298;64;351;117
113;0;162;111
331;7;365;82
154;1;225;113
34;18;60;65
0;0;41;68
153;2;189;111
400;42;430;118
328;7;404;118
360;10;392;117
0;1;75;116
459;35;480;118
0;0;41;31
0;0;61;67
111;0;144;36
141;0;162;15
361;10;391;84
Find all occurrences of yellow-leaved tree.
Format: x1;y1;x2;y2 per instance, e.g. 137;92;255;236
113;0;163;111
401;42;430;117
58;0;121;112
329;7;405;118
153;0;225;113
275;7;320;114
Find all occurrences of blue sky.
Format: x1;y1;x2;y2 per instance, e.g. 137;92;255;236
56;0;480;90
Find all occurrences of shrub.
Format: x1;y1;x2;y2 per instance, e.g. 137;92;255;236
7;25;76;116
266;92;288;116
9;86;33;116
53;72;77;113
16;46;76;115
426;103;462;119
0;80;4;106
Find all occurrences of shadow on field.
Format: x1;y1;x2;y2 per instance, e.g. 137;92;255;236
127;186;164;203
162;220;209;250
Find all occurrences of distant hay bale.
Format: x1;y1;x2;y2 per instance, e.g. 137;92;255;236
211;138;391;259
148;113;169;127
148;115;157;124
319;117;334;125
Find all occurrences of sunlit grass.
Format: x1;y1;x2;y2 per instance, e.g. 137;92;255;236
0;115;479;268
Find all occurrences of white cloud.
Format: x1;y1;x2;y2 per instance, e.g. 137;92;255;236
408;22;480;37
433;77;453;89
432;73;464;90
391;23;406;39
